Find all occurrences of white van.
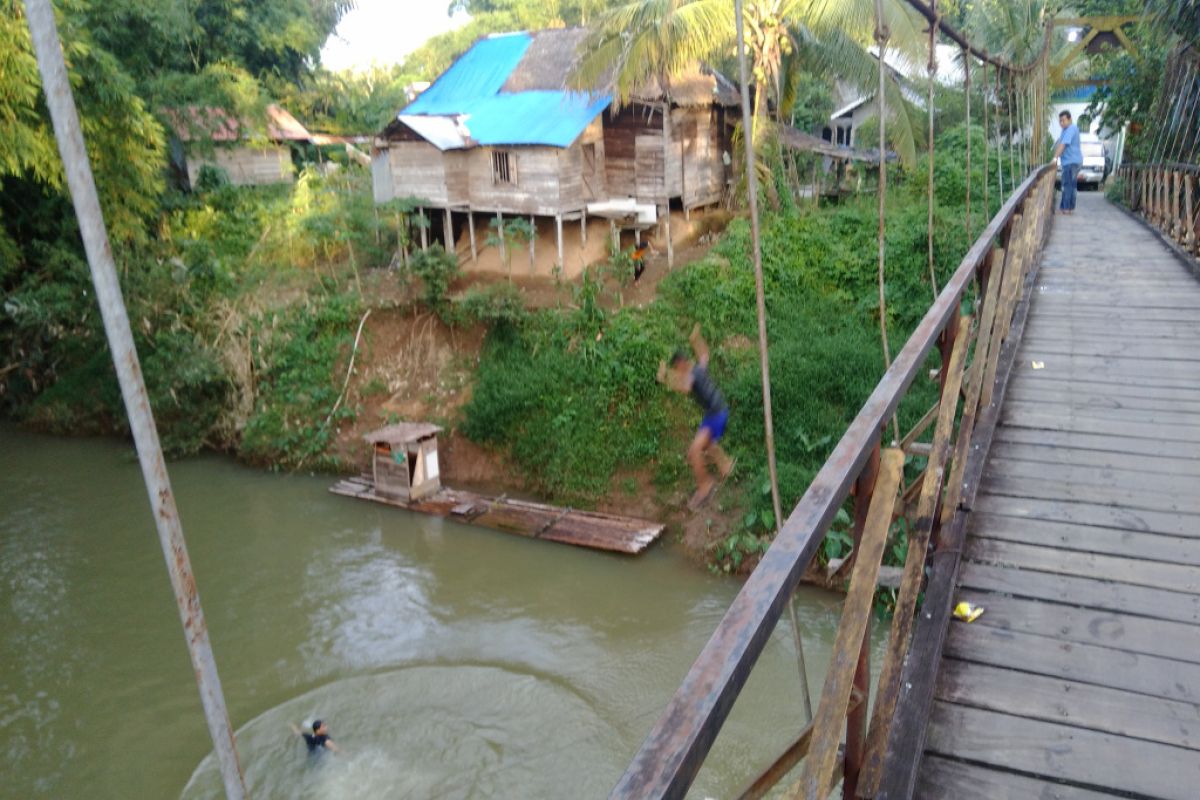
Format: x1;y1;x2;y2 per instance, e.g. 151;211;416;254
1075;133;1107;188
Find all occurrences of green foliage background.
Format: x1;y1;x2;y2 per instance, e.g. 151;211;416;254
461;125;998;567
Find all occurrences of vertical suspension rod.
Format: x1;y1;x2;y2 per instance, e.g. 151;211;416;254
964;45;972;237
926;1;939;300
983;58;990;217
22;2;247;797
734;0;812;722
874;0;899;445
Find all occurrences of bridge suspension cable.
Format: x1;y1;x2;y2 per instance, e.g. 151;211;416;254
1121;43;1200;260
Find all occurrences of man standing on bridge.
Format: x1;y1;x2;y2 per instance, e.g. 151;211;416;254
1053;110;1083;215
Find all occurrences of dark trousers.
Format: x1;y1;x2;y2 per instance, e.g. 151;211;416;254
1060;163;1079;211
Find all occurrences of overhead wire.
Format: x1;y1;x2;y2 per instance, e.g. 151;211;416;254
926;0;940;299
873;0;900;445
964;45;972;238
983;58;990;218
1007;70;1016;185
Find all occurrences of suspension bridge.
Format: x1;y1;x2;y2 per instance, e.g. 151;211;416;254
611;173;1200;799
18;0;1200;795
608;7;1200;800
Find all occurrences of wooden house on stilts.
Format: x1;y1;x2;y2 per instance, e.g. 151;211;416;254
371;28;739;277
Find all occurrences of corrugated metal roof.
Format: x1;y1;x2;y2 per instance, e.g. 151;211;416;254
165;104;311;143
265;105;311;141
397;114;470;150
364;423;442;444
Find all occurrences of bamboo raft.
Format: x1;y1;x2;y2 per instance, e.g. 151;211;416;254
329;475;666;555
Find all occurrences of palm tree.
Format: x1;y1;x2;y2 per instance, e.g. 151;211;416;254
573;0;930;168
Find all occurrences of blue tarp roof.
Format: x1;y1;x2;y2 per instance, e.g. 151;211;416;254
398;32;612;149
404;33;533;116
466;91;611;147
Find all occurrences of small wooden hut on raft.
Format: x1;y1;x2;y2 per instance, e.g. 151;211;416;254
371;28;740;275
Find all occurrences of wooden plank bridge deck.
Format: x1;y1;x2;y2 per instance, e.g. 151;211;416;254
916;193;1200;798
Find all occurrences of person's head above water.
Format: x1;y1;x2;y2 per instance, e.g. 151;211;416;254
312;720;327;735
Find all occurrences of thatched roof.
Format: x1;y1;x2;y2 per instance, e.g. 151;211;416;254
633;69;740;108
499;27;738;108
502;28;593;92
778;125;892;164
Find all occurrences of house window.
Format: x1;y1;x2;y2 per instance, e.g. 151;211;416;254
491;150;514;185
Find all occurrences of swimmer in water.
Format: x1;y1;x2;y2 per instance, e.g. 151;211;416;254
291;719;339;754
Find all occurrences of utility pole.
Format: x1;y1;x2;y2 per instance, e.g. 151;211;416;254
22;2;247;797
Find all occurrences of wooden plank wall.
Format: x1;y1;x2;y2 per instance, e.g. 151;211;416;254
466;146;563;216
381;106;725;212
604;105;657;200
604;104;725;205
387;141;452;206
371;148;394;203
188;146;293;187
679;107;725;208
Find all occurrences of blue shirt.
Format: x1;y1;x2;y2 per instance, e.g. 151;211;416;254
1057;123;1082;166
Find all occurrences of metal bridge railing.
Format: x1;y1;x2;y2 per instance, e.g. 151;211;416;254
610;165;1056;800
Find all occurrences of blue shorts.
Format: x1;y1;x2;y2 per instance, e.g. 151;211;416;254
700;409;729;442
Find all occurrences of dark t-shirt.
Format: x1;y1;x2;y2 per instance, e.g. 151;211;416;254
690;364;727;416
303;733;331;752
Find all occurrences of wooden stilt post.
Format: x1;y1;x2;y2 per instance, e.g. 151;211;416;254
665;204;673;268
444;208;453;252
681;133;690;221
555;213;563;272
528;215;536;271
580;208;588;245
419;208;428;251
468;210;477;262
610;219;617;253
496;212;505;263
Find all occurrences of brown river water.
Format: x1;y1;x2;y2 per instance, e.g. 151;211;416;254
0;425;870;799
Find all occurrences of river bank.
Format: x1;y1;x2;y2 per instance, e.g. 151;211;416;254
5;135;998;578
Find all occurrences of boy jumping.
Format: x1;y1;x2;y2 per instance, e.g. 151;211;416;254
658;324;735;509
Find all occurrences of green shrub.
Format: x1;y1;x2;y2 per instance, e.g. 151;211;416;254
194;164;230;192
240;293;361;469
455;282;527;329
463;127;978;571
409;244;460;314
1106;176;1127;206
